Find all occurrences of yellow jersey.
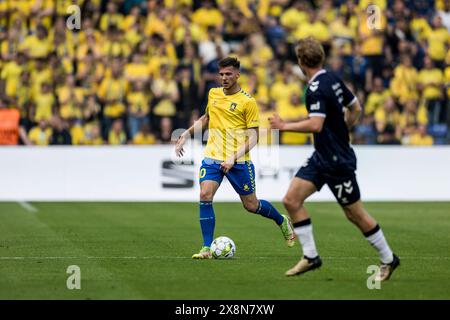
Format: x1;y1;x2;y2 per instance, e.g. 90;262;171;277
108;130;127;145
280;7;308;31
191;8;224;31
70;124;85;145
19;35;52;59
0;61;23;97
133;133;156;145
97;77;128;118
418;68;444;100
204;87;259;162
34;93;55;122
425;27;449;61
365;90;391;115
375;108;401;127
358;12;386;56
29;127;52;146
408;133;434;146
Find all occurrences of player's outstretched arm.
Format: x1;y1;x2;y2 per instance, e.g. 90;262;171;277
269;113;324;133
344;99;362;129
175;114;209;157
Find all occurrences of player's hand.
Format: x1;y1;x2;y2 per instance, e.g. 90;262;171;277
269;113;285;130
220;159;234;174
175;134;186;157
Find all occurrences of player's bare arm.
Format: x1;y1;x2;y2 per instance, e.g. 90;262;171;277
344;99;362;129
220;128;259;174
269;114;324;133
175;113;209;157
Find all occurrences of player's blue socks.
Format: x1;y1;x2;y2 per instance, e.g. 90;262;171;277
199;201;215;247
256;200;284;225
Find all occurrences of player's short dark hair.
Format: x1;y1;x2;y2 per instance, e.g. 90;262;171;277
295;37;325;68
218;57;240;70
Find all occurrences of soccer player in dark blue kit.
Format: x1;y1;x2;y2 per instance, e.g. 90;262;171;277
270;37;400;281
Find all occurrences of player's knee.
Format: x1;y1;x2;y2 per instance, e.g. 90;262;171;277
243;200;259;213
283;195;302;211
200;190;214;201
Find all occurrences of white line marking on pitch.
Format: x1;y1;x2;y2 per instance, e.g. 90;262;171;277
0;256;448;260
17;202;38;213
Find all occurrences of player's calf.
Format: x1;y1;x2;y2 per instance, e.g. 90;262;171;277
341;201;377;233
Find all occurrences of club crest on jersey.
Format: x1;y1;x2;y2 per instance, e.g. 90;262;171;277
229;102;237;111
309;81;319;92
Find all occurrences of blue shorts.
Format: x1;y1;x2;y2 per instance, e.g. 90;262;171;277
199;158;255;195
296;156;361;206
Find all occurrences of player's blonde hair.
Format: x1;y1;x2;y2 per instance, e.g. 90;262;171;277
295;37;325;68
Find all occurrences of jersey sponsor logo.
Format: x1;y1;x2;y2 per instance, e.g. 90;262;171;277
310;102;320;111
229;102;237;111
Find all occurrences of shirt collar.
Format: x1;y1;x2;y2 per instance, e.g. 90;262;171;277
308;69;326;84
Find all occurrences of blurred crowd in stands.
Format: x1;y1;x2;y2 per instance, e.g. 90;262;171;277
0;0;449;146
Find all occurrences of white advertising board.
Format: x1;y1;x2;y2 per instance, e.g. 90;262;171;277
0;145;449;201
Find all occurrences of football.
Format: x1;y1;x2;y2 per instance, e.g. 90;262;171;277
210;236;236;259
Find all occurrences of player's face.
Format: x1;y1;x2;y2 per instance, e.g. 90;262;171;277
219;66;240;89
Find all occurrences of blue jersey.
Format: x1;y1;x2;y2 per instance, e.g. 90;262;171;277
305;70;357;171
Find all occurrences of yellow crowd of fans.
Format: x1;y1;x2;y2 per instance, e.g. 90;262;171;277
0;0;449;146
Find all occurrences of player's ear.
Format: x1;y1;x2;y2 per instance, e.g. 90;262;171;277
236;71;240;79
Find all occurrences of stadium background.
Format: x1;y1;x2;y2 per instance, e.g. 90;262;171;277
0;0;449;146
1;0;450;301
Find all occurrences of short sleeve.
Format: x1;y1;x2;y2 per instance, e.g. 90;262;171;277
341;80;357;108
306;91;327;118
245;98;259;128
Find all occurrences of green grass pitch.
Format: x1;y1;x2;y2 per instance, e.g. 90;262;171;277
0;202;449;299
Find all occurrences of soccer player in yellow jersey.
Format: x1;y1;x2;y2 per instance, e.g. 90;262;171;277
175;57;295;259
